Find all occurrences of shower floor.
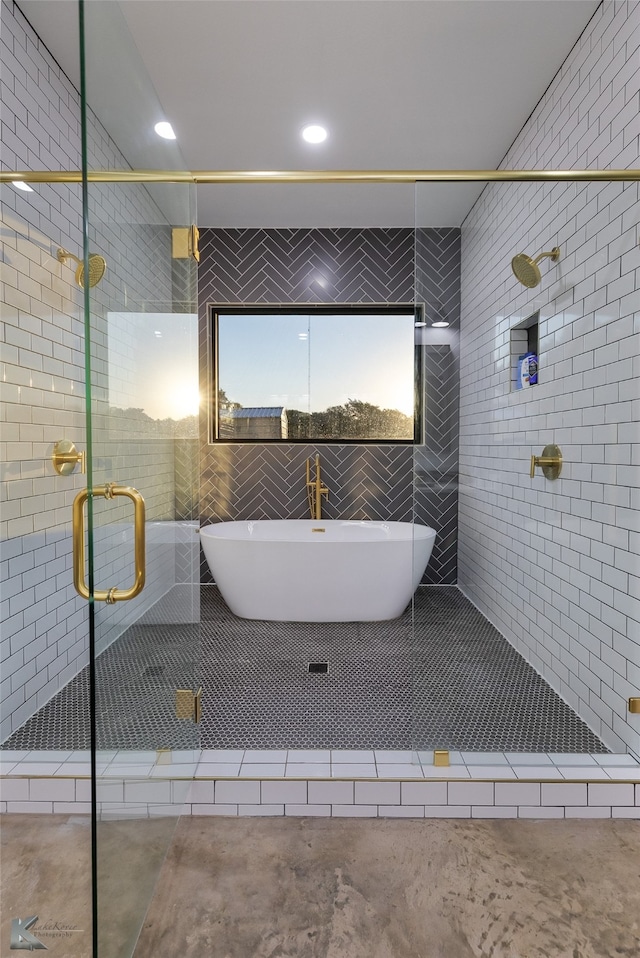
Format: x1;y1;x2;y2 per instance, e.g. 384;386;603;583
2;586;607;753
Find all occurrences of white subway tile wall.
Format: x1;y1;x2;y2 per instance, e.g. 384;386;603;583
1;0;195;739
457;1;640;759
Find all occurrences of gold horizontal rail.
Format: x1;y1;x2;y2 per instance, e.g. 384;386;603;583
1;168;640;185
0;170;194;184
195;169;640;184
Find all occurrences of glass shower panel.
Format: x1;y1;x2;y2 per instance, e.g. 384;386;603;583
1;169;94;955
412;183;463;762
412;177;638;764
81;2;200;955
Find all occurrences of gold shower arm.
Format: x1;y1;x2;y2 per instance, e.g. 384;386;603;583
57;247;81;266
532;247;560;266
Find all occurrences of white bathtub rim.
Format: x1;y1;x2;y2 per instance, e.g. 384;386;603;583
199;518;436;544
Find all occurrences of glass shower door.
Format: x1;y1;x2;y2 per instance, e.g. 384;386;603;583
0;176;94;958
80;3;201;955
83;216;201;958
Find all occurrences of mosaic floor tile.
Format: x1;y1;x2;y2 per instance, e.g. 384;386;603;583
1;586;607;753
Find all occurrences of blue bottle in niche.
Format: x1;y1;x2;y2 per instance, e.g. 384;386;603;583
516;354;528;388
516;352;538;388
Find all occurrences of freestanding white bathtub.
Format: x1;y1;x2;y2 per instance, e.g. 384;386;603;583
199;519;436;622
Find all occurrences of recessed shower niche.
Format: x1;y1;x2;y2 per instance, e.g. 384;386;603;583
510;311;539;392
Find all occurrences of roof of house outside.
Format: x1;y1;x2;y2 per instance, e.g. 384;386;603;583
222;407;286;419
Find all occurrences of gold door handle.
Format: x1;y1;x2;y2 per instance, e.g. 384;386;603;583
530;444;562;479
72;484;146;603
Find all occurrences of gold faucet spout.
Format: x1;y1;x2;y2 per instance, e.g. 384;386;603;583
306;453;329;520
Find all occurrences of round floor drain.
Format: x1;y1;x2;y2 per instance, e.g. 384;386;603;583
308;662;328;674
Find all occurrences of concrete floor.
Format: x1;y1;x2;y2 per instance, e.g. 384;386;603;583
2;814;639;958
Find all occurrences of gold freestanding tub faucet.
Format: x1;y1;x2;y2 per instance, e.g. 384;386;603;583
306;454;329;520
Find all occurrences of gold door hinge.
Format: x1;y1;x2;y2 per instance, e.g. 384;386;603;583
434;749;450;767
172;225;200;262
176;687;202;723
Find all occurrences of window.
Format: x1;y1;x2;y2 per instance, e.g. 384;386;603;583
210;306;420;442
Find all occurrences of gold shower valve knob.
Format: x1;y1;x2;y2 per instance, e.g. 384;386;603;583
530;444;562;480
52;439;86;476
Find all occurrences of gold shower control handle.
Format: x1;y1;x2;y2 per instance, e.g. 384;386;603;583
72;484;146;603
530;444;562;480
52;439;86;476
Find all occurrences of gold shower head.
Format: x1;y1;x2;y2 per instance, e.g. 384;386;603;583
57;248;107;288
511;246;560;288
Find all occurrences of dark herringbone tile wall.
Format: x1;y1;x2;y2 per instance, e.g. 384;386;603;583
414;227;461;583
198;227;415;304
197;227;460;584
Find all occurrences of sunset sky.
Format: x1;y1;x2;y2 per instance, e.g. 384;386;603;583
107;310;415;421
218;312;415;417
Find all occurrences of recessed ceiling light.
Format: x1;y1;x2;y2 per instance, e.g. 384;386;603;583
12;181;33;192
154;121;176;140
301;124;328;144
431;321;450;328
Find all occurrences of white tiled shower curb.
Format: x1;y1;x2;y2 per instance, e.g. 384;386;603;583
1;749;638;820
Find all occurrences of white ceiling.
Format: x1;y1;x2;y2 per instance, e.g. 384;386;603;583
18;0;600;227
